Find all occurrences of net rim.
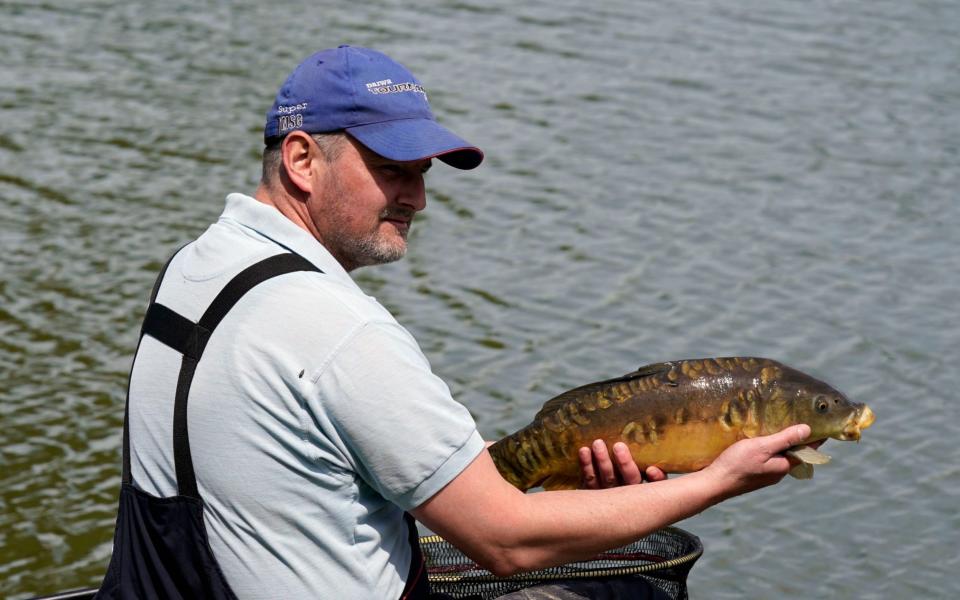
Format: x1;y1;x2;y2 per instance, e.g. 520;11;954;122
420;526;703;584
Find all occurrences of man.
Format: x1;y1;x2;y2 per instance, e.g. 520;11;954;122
99;46;813;599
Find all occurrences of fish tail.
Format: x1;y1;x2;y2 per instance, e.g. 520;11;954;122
489;426;555;491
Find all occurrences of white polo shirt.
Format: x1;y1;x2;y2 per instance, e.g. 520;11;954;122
127;193;485;599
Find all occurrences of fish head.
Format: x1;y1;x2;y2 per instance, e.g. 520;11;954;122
773;368;875;442
838;403;876;441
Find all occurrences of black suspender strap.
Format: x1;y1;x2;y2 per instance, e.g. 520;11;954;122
133;252;321;498
400;513;430;599
142;304;203;359
122;246;185;486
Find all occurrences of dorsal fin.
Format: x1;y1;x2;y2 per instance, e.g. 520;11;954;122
534;362;673;420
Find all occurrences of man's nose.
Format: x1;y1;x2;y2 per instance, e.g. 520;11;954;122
398;174;427;212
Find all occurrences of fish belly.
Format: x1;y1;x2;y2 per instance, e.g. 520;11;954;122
621;421;743;473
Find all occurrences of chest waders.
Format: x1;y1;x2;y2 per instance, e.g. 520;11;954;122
96;251;430;600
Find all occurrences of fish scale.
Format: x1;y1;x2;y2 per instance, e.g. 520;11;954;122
488;357;875;491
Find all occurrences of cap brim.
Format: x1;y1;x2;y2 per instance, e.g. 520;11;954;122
346;118;483;170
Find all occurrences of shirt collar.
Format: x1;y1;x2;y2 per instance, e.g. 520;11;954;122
219;193;358;289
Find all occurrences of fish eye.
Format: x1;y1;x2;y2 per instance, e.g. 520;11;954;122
815;397;829;413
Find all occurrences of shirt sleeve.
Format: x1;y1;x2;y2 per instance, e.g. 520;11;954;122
310;320;484;511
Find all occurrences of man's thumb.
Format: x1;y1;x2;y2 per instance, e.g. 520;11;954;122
769;424;811;453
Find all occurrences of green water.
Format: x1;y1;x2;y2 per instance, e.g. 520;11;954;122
2;1;958;597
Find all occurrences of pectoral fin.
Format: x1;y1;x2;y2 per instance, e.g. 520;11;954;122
786;445;831;480
789;462;815;479
786;445;831;465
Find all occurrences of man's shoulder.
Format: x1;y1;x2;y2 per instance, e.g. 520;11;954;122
261;267;397;327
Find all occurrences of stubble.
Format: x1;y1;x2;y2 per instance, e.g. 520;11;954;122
322;171;413;270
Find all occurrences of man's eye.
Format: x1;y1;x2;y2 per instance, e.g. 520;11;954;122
380;164;403;175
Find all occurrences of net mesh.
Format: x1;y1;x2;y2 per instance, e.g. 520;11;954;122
421;526;702;599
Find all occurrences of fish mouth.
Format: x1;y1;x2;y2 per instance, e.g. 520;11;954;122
837;405;876;441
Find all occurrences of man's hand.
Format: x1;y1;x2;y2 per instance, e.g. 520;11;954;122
704;424;812;500
578;440;667;489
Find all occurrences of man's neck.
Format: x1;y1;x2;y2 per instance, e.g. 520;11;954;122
253;184;356;272
254;184;319;241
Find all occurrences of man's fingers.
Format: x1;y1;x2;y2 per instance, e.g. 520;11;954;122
592;440;618;487
580;440;647;488
644;466;667;482
578;446;599;489
612;442;642;485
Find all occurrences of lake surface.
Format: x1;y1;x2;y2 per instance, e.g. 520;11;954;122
2;0;958;597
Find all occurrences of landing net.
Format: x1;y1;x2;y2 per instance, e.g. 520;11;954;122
421;526;702;599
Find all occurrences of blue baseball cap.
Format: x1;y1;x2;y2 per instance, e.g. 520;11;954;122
264;45;483;170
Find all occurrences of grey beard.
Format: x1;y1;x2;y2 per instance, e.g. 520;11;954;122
328;212;410;269
339;232;407;268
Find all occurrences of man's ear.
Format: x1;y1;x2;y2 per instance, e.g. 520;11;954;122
281;131;321;196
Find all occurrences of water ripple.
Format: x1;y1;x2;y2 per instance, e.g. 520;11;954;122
3;0;959;597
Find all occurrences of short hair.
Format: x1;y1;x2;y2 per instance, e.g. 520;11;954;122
260;132;346;187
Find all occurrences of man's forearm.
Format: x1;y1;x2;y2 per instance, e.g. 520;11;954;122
414;451;725;576
474;468;723;575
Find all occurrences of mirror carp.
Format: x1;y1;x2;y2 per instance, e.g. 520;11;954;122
489;357;875;491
